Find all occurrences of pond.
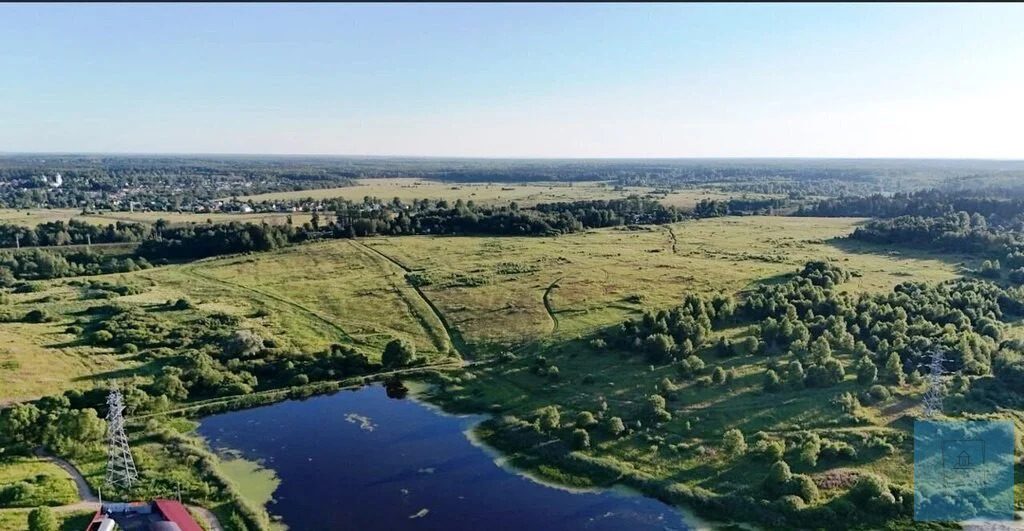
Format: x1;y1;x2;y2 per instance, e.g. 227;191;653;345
198;384;697;531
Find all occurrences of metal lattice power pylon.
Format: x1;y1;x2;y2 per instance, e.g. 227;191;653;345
921;348;946;419
105;385;139;490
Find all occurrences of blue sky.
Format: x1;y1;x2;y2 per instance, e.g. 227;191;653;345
1;3;1022;157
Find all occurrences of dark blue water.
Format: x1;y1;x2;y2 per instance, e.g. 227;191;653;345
198;385;695;531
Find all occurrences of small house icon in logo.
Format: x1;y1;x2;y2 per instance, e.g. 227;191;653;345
953;450;974;469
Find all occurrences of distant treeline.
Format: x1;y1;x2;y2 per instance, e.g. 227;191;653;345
0;197;686;280
137;197;685;261
797;189;1024;226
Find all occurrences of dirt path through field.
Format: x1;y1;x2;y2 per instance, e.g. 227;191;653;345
352;241;471;359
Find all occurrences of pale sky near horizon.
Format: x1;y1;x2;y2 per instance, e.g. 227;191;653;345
1;3;1022;158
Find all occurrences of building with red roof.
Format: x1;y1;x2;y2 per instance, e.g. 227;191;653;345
85;499;203;531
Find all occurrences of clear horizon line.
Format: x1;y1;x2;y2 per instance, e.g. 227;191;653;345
1;151;1022;162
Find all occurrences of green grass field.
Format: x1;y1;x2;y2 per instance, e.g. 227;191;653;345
230;177;774;209
0;457;80;508
364;216;965;352
0;213;1005;530
0;216;965;403
0;509;95;531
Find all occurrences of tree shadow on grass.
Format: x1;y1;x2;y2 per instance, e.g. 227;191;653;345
825;237;976;270
70;359;166;383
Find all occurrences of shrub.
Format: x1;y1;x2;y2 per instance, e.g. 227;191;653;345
868;384;891;402
382;338;416;368
576;411;598;428
856;356;877;385
711;366;727;385
755;439;785;462
722;429;746;457
93;330;113;344
765;460;792;496
171;298;195;310
27;506;57;531
23;309;49;323
571;428;591;450
537;405;560;432
0;481;35;504
120;343;139;354
607;416;626;437
789;474;818;503
797;433;822;467
763;369;782;392
64;325;83;335
848;473;897;513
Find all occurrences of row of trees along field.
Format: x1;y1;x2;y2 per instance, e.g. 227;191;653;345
0;198;686;280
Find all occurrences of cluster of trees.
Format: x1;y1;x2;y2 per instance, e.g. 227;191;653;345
692;197;788;218
605;260;1024;399
136;222;296;261
0;220;153;248
0;396;105;457
849;212;1016;255
0;248;151;283
609;292;736;363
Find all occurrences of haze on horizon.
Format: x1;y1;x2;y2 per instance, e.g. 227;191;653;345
1;3;1022;159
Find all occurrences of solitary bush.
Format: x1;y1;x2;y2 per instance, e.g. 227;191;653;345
93;330;113;344
571;428;591;450
722;429;746;457
868;384;891;402
537;405;560;432
23;309;49;323
27;506;57;531
382;338;416;368
607;416;626;437
576;411;598;428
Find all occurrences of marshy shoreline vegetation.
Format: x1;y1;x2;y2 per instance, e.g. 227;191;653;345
2;160;1024;530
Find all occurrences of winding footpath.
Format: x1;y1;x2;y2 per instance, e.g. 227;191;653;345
542;276;564;334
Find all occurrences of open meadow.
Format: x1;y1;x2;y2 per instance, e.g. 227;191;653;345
0;216;967;403
228;177;761;208
364;216;966;352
